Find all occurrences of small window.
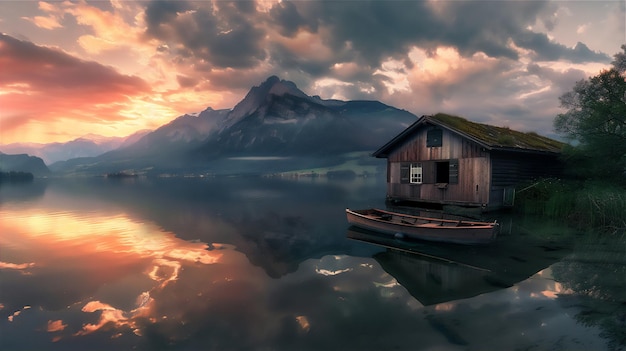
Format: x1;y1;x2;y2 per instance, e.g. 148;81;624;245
410;163;423;184
401;163;423;184
436;161;449;183
427;129;443;147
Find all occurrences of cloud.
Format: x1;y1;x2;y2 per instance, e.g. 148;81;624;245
47;319;67;332
516;33;609;63
268;1;317;37
143;0;266;69
1;0;621;144
21;2;63;29
23;15;62;30
0;33;151;140
136;0;615;122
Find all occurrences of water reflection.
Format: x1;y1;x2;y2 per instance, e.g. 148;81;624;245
348;227;572;306
0;208;228;342
0;178;623;350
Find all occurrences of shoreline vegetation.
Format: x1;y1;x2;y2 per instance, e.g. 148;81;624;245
515;179;626;236
0;171;34;183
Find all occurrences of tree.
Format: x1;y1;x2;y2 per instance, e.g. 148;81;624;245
554;46;626;182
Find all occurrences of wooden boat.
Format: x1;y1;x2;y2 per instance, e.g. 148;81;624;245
345;208;498;245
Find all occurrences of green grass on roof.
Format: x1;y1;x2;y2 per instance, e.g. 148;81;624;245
430;113;564;152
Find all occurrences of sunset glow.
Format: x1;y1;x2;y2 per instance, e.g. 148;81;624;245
0;206;225;340
0;0;622;144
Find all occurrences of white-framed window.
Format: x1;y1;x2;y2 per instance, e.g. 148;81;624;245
410;163;422;184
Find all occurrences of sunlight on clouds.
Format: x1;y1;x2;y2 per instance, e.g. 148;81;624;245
313;78;352;100
1;82;33;93
576;23;590;34
118;97;181;127
330;62;361;80
274;29;334;62
391;45;501;109
540;60;607;77
374;58;411;94
78;35;119;54
518;86;551;100
21;2;63;29
66;2;140;48
255;0;281;13
24;15;62;30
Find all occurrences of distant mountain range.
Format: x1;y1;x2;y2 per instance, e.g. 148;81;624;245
17;76;419;176
0;130;150;165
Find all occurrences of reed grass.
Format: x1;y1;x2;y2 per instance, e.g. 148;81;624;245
516;179;626;235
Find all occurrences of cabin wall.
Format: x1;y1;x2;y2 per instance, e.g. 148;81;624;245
488;151;563;208
386;126;491;206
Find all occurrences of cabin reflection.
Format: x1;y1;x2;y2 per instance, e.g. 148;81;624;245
347;227;571;306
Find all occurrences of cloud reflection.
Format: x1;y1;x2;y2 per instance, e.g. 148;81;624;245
0;261;35;270
0;208;223;341
46;320;67;332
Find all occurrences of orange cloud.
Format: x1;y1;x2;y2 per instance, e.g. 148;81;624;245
0;33;152;143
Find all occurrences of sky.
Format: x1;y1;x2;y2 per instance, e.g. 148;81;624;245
0;0;624;145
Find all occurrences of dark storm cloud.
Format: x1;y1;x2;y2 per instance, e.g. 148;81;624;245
268;1;317;37
143;0;193;38
266;42;332;77
517;33;609;62
143;0;266;69
305;0;609;65
140;0;612;100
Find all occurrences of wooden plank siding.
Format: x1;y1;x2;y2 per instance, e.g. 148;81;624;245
386;127;491;206
490;152;562;187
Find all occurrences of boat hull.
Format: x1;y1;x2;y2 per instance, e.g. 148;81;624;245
346;208;497;245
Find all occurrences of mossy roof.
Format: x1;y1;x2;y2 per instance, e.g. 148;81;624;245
373;113;564;157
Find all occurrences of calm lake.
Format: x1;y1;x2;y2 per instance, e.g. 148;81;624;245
1;177;624;351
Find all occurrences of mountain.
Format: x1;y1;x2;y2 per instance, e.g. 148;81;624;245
0;152;51;176
116;107;229;155
197;76;417;158
50;107;230;173
0;130;151;165
52;76;418;175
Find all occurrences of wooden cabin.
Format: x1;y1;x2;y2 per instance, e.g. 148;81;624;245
373;113;564;210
